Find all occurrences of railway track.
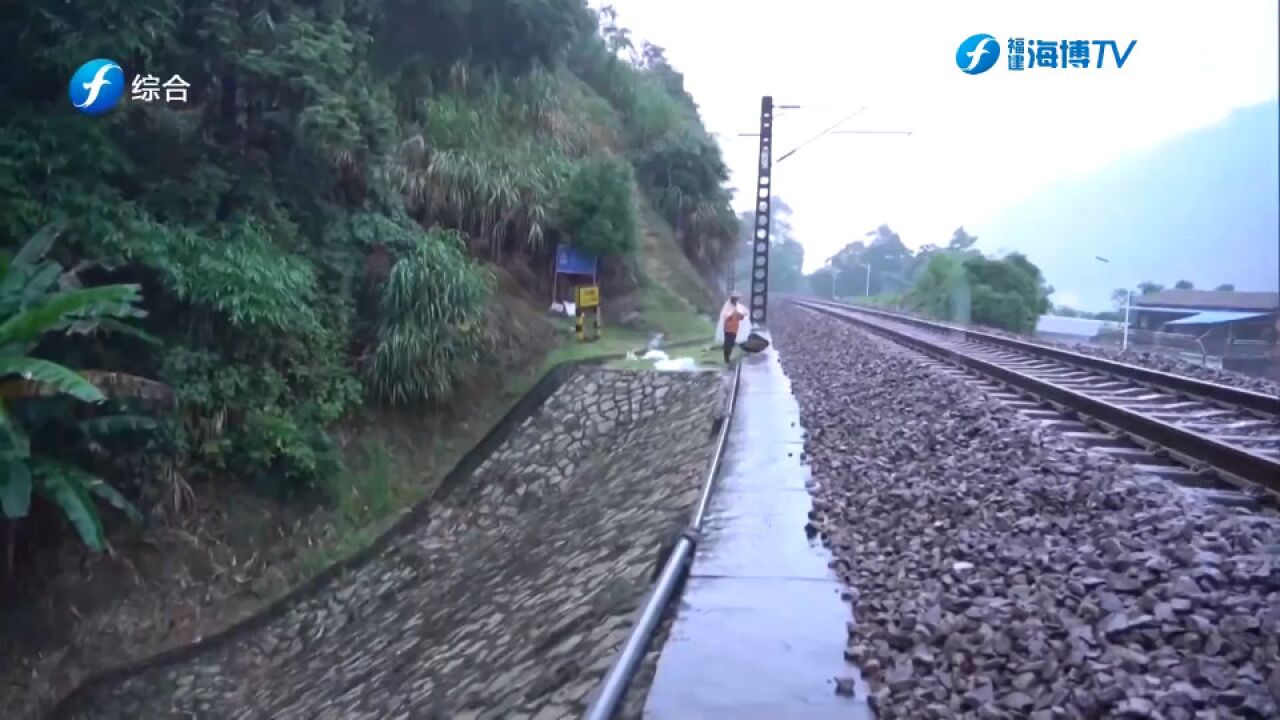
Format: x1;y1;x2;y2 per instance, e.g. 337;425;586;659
790;298;1280;506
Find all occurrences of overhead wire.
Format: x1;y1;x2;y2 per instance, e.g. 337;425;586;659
775;106;870;163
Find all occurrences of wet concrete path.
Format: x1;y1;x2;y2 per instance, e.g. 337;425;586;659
643;334;872;719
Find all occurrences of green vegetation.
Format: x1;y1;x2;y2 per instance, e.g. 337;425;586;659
366;229;490;405
842;293;905;310
0;1;736;567
637;196;721;314
583;9;738;269
0;226;157;566
634;283;716;341
558;157;639;257
810;227;1052;333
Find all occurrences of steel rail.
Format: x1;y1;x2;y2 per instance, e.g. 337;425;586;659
794;297;1280;415
583;362;743;720
793;299;1280;493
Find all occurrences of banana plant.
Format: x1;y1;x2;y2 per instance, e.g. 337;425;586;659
0;223;161;563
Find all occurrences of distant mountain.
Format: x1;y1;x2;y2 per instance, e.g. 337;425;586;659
976;101;1279;312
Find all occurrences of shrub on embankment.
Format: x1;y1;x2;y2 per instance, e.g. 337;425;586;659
0;1;736;565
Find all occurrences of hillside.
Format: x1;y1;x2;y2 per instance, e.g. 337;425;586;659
0;1;734;711
976;101;1280;311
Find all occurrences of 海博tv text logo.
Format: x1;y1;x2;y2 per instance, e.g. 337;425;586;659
957;34;1137;75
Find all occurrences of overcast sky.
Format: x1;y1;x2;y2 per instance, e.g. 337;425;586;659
600;0;1279;273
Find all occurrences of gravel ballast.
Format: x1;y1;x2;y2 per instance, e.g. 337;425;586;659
834;301;1280;396
1055;343;1279;397
773;302;1280;719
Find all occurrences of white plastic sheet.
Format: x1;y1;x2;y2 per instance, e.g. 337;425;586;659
637;348;700;371
654;357;699;372
713;301;752;346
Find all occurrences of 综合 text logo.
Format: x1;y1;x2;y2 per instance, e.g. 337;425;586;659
69;60;193;115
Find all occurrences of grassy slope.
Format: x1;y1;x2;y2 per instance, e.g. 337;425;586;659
635;189;721;316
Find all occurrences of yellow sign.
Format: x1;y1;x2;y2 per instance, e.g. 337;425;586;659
576;285;600;309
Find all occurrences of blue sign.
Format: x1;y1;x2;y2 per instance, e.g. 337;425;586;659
556;245;597;276
957;36;1136;73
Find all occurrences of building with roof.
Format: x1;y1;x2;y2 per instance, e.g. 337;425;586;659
1035;315;1121;344
1130;290;1279;377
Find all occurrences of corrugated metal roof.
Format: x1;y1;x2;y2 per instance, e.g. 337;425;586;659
1133;290;1279;311
1163;311;1271;326
1130;306;1199;314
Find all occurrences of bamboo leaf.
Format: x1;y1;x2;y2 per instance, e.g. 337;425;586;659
85;476;143;525
0;357;105;403
0;407;29;459
12;221;66;268
22;263;63;303
0;284;141;349
34;465;105;551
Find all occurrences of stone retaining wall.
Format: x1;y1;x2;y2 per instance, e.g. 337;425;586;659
61;367;723;720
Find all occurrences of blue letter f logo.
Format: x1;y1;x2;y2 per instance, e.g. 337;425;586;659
957;34;1000;74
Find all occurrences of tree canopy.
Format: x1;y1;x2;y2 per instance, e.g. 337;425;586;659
808;225;1052;333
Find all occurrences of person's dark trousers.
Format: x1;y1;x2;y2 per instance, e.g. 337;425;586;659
723;331;737;363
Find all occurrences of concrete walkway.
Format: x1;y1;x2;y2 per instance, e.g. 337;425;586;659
643;334;872;719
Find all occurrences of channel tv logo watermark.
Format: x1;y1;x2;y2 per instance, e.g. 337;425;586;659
69;58;191;115
957;34;1137;75
956;34;1001;75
